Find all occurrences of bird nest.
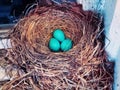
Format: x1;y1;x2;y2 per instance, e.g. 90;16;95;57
2;1;113;90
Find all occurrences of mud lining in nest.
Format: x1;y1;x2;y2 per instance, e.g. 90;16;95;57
2;1;113;90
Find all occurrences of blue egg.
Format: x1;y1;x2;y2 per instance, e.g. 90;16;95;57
49;38;60;52
61;38;73;52
53;29;65;42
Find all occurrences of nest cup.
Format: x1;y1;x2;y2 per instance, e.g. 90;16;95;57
25;9;83;53
3;1;113;90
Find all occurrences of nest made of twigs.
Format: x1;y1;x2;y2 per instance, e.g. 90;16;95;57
2;1;113;90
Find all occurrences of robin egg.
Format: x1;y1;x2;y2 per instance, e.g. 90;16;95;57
48;38;60;52
61;38;73;52
53;29;65;42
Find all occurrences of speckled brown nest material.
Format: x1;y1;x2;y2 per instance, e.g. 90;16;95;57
3;1;113;90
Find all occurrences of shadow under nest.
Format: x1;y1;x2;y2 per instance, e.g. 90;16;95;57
3;1;113;90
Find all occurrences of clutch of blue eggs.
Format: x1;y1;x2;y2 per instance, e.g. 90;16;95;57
48;29;73;52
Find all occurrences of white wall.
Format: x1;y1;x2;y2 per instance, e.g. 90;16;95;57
0;39;11;49
76;0;105;12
